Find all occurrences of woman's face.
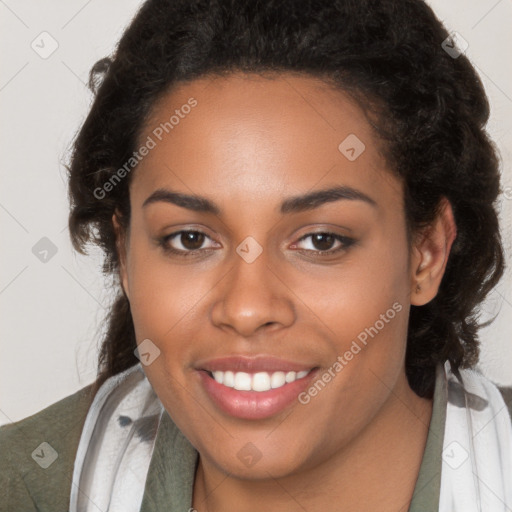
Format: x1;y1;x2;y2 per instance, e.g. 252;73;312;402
117;72;423;477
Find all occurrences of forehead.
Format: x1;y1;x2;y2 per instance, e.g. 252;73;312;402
131;72;400;214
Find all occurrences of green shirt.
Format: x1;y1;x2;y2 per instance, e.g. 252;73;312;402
1;366;511;512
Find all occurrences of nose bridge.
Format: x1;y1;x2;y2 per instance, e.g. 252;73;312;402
210;239;295;336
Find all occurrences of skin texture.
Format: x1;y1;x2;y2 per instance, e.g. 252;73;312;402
113;72;456;512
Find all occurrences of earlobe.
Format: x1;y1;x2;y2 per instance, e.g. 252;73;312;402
411;198;457;306
112;211;130;300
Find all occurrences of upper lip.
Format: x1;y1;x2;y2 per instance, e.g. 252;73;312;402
196;356;316;373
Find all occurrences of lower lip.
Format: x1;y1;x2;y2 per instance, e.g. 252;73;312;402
198;370;317;420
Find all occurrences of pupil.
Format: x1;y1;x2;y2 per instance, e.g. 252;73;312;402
313;233;334;251
182;232;204;250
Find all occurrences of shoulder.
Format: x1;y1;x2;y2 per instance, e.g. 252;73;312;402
0;383;97;512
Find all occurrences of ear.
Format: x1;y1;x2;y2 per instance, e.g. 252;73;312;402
410;197;457;306
112;210;130;300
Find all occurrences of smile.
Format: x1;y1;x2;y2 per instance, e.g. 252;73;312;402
195;356;319;420
210;370;311;392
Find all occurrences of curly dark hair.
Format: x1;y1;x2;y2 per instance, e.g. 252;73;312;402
67;0;504;399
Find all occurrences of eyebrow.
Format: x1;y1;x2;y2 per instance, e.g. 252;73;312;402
142;185;377;215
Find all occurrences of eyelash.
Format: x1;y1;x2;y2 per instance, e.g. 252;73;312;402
157;230;355;258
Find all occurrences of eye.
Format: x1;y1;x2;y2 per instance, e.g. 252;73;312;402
290;232;355;256
157;229;355;258
158;230;219;256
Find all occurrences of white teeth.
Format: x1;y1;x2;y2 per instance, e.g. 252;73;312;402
270;371;286;389
252;372;271;392
210;369;310;392
234;372;252;391
285;371;296;383
223;370;235;387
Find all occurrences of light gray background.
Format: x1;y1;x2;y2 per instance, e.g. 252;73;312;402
1;0;511;426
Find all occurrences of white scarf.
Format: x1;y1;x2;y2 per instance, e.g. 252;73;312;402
69;362;512;512
69;364;163;512
439;360;512;511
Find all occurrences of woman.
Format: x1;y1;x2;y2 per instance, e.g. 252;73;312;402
1;0;511;510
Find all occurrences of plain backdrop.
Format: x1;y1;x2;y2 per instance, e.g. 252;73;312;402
1;0;511;426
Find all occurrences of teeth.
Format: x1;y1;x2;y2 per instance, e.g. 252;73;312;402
285;371;296;383
252;372;271;391
270;371;286;389
210;369;310;391
234;372;252;390
223;370;235;387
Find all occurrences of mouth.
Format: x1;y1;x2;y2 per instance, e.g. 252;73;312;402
195;356;319;420
207;369;312;392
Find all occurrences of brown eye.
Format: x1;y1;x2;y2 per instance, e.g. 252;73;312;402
292;232;355;256
180;231;206;250
158;230;218;256
310;233;336;251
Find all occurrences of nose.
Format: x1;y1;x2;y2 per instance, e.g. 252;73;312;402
210;247;296;338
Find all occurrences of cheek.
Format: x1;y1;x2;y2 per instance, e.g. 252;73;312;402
290;233;409;342
293;231;411;398
285;256;410;449
126;237;208;341
125;244;208;417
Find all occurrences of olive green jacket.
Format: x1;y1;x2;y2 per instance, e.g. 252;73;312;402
1;369;511;512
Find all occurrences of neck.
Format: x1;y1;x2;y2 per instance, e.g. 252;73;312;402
192;374;433;512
